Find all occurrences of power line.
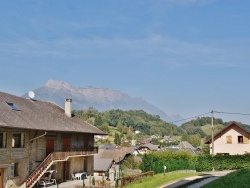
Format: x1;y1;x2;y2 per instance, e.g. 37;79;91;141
168;110;250;125
214;111;250;116
169;112;211;124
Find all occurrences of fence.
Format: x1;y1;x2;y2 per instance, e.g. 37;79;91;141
120;171;154;187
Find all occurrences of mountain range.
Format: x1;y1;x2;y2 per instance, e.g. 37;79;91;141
23;80;182;123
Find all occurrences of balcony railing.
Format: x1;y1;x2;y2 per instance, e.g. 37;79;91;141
25;147;98;188
55;145;98;152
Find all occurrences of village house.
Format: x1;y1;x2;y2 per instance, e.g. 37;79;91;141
205;122;250;155
0;91;106;188
135;143;159;155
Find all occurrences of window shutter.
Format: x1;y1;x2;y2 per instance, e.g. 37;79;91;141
243;136;249;144
21;133;25;148
3;133;6;148
9;163;14;178
226;136;232;144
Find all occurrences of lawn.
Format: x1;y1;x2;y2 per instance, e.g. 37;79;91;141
202;169;250;188
123;171;198;188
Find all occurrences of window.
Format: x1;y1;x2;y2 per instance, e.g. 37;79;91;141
238;136;243;143
6;102;20;111
238;135;249;144
226;136;232;144
10;163;19;178
12;133;25;148
14;163;18;177
0;132;7;148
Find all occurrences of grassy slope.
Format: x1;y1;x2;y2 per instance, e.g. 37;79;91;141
123;172;198;188
201;124;225;137
202;169;250;188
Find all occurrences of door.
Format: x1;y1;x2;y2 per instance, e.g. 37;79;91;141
63;161;70;181
0;168;3;188
62;137;71;151
46;139;54;156
83;135;89;150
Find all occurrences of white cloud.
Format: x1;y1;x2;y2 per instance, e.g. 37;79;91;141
1;35;249;69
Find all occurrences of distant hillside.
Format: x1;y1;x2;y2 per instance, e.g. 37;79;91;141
180;117;250;140
73;109;186;137
23;80;180;122
180;117;226;138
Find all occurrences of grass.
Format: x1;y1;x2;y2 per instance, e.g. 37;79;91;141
201;124;225;137
123;171;198;188
202;169;250;188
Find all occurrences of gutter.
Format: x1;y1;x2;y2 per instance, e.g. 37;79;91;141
29;132;47;142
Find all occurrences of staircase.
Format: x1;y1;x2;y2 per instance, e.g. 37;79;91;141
23;150;95;188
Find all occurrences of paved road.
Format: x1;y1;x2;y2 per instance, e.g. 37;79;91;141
159;170;234;188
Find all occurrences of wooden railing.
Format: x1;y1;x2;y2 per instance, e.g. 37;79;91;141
120;171;154;187
25;149;97;188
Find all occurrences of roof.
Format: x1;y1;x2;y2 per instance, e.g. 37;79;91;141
137;143;159;151
205;121;250;144
94;155;113;172
98;144;116;150
178;141;195;150
98;149;129;163
0;91;106;135
116;146;135;154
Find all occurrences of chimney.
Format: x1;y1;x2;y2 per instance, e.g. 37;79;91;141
65;99;72;117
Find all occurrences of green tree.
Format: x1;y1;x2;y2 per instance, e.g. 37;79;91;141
94;115;103;126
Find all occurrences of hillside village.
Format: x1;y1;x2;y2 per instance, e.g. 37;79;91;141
1;91;250;188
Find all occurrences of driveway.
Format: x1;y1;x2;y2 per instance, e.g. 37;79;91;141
159;170;234;188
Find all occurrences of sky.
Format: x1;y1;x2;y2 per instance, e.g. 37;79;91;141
1;0;250;124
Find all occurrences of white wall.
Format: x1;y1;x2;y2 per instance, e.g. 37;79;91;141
210;125;250;155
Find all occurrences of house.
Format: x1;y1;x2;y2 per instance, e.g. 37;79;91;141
98;149;130;164
178;141;197;154
205;122;250;155
0;91;106;188
136;143;159;155
161;136;176;143
140;138;152;145
95;148;131;182
93;155;115;180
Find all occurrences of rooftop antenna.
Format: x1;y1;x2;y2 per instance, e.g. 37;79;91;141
28;91;35;99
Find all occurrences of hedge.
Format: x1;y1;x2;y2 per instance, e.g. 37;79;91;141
141;151;250;173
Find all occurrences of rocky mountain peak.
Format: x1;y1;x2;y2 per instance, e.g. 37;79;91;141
23;80;181;123
45;80;76;90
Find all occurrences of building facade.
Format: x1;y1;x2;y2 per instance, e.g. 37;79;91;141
0;92;106;188
205;122;250;155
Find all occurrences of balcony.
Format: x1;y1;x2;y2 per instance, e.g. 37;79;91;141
25;146;98;188
55;145;98;153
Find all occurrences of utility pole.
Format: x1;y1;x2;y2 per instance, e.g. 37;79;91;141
211;110;215;172
211;110;214;156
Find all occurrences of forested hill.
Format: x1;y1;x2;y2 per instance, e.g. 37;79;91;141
180;117;226;138
72;109;186;137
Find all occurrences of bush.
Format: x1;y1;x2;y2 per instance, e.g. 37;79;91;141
92;176;95;185
141;152;250;173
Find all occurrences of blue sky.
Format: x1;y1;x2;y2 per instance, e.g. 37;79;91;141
1;0;250;124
